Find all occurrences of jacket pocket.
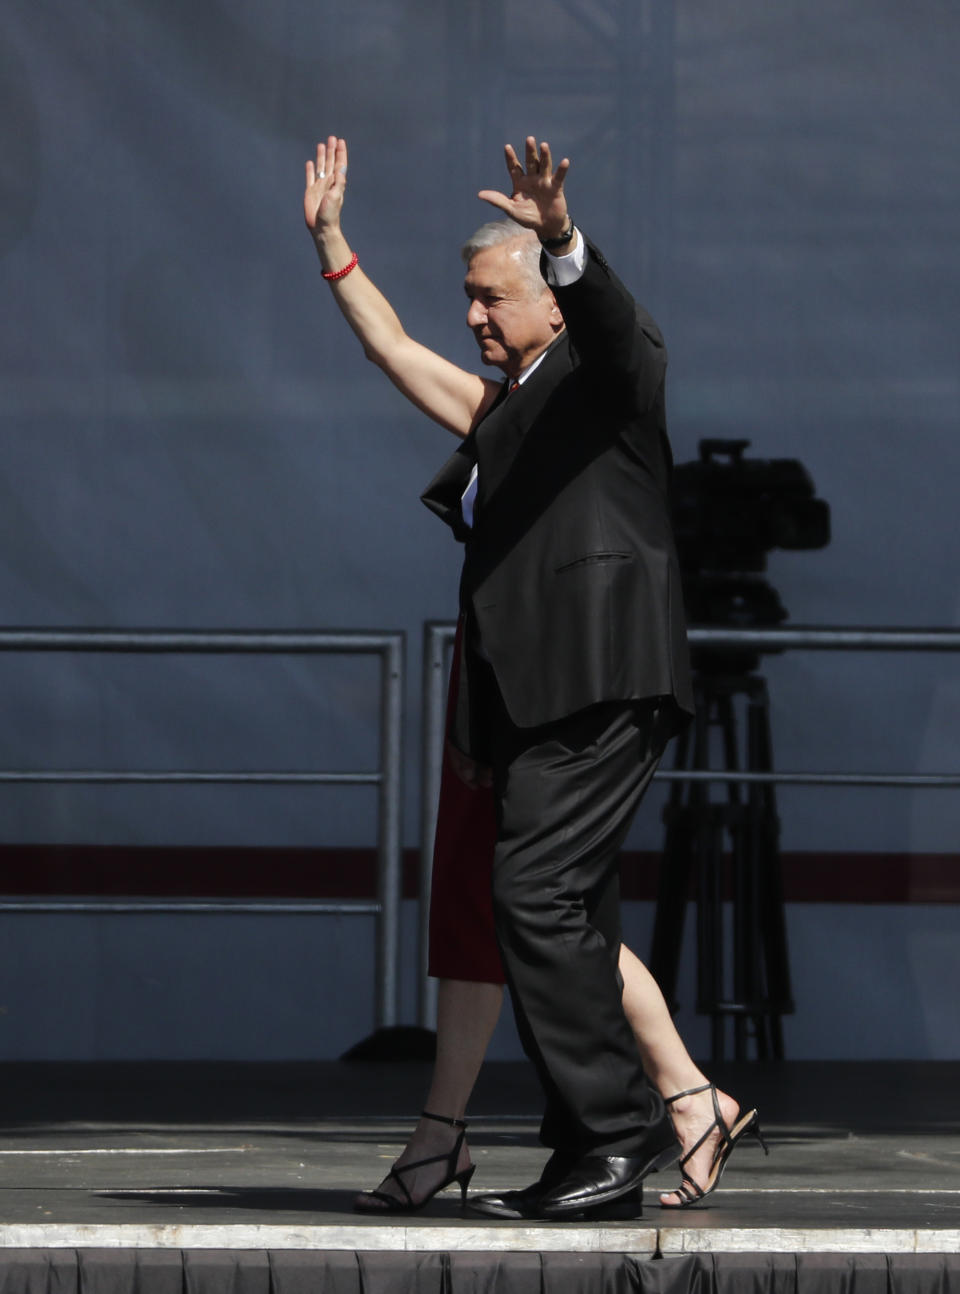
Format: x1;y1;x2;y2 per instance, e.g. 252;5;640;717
554;551;632;574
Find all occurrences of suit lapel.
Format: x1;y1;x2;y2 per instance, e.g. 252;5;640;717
474;334;572;511
420;436;477;539
420;332;572;538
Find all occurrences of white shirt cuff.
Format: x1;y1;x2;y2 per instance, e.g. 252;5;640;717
541;228;586;287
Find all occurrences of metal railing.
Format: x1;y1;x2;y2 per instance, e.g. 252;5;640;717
0;628;405;1029
418;621;960;1024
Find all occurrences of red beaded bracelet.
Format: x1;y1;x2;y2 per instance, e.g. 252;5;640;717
322;251;359;282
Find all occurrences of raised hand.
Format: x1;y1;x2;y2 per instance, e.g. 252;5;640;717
304;135;348;234
477;137;571;240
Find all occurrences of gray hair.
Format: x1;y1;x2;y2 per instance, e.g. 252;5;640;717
460;219;547;300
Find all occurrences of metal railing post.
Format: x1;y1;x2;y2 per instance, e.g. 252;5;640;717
376;632;405;1030
418;622;456;1027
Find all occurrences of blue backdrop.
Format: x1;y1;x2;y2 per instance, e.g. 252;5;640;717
0;0;958;1059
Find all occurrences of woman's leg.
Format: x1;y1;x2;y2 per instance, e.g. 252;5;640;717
426;977;505;1119
617;943;741;1205
353;977;503;1209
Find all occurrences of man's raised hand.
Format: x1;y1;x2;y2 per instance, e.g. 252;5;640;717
478;137;571;240
304;135;348;234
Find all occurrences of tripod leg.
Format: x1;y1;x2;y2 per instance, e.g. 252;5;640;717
696;802;725;1061
745;693;770;1059
650;721;693;1011
753;681;794;1059
683;693;724;1060
717;691;751;1061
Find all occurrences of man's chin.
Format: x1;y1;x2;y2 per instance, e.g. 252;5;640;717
477;342;506;369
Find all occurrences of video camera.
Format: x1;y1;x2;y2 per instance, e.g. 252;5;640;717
670;439;830;662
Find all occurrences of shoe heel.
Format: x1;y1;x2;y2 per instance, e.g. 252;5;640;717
456;1163;477;1206
752;1117;770;1156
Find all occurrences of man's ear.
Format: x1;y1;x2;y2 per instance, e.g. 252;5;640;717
548;294;564;329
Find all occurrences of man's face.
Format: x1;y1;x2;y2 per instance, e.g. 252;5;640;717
464;241;563;378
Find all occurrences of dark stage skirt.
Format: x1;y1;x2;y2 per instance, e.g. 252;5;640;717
427;619;504;985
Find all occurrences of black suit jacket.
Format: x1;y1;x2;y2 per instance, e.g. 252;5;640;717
421;236;693;734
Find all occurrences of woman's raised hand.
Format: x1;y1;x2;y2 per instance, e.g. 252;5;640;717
304;135;348;234
477;137;571;239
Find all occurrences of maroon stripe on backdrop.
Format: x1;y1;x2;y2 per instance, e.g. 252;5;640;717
0;847;957;903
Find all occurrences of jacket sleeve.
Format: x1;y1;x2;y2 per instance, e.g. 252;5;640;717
544;236;667;416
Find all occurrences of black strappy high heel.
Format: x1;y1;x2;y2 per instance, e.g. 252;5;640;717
660;1082;768;1209
353;1110;476;1214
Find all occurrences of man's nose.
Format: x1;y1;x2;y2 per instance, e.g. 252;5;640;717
467;299;486;328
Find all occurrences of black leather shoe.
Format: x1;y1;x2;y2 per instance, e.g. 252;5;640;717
530;1184;645;1222
466;1151;575;1220
535;1135;680;1219
466;1181;546;1220
471;1180;644;1222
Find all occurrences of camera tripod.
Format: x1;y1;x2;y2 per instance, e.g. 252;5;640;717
649;667;794;1060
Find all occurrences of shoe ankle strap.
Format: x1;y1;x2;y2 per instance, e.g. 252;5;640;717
663;1081;714;1107
421;1109;467;1129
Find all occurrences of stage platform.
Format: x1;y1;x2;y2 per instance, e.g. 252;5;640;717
0;1060;957;1291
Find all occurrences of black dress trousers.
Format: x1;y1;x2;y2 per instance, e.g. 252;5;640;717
472;652;670;1158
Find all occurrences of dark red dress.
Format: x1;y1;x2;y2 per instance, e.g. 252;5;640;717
426;621;505;984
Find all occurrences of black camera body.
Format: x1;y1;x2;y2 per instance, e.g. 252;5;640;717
671;438;830;668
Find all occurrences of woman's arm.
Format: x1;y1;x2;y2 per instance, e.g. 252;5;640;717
305;136;500;438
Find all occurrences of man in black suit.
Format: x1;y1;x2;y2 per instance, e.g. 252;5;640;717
305;135;697;1219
